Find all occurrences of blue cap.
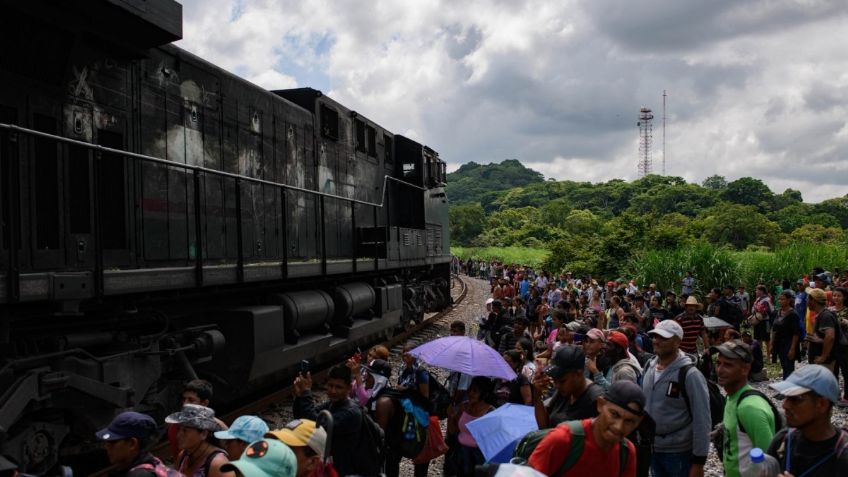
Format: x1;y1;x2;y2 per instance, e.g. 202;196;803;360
769;365;840;403
220;439;297;477
750;448;764;463
96;411;157;441
214;415;269;443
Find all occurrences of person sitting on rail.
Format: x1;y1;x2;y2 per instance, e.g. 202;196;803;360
214;416;269;466
266;419;338;477
220;439;297;477
95;411;175;477
293;365;380;476
169;379;214;459
165;404;232;477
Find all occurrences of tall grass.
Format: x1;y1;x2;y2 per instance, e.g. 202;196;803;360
632;241;848;297
451;246;550;268
630;243;739;297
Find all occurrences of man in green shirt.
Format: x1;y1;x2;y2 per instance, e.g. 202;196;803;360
712;339;776;477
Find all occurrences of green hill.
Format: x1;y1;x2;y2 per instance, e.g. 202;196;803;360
446;159;545;208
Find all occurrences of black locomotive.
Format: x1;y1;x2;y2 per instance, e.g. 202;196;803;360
0;1;451;472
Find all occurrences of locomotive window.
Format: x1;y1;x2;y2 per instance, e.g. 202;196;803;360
440;162;447;183
402;159;417;180
367;126;377;157
384;135;393;164
355;119;366;153
33;114;60;250
320;104;339;141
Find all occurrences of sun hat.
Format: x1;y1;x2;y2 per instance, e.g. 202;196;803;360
806;287;826;304
214;415;269;443
266;419;327;459
710;339;753;363
649;320;684;340
684;296;703;309
164;404;221;431
96;411;157;441
769;364;839;403
220;439;297;477
544;346;585;379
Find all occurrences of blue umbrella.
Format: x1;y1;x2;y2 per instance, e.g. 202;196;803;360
409;336;517;380
466;403;538;463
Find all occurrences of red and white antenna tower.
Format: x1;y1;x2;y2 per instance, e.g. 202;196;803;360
637;107;654;177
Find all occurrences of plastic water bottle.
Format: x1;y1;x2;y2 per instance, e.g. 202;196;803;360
743;448;780;477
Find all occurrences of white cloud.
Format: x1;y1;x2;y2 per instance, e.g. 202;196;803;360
176;0;848;203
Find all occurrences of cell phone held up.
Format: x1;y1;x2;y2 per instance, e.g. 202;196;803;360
299;359;311;375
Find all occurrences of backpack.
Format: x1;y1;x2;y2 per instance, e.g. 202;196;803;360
428;371;451;420
722;300;744;329
714;388;784;462
131;457;184;477
512;420;629;477
656;363;725;440
735;389;784;435
355;410;385;475
397;398;428;458
678;364;725;429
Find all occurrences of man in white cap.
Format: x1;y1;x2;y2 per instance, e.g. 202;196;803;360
642;320;711;477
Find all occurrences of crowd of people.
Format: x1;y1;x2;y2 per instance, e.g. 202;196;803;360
446;260;848;477
6;261;848;477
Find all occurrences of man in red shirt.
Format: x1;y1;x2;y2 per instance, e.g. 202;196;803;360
529;380;644;476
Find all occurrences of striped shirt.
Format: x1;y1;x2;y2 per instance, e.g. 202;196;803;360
674;312;705;354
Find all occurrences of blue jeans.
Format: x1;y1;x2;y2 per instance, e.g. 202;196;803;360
651;451;691;477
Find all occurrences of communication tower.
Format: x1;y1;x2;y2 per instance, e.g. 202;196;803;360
637;107;653;177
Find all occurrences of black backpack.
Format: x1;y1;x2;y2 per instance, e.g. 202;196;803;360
656;363;725;439
722;300;744;329
428;371;451;420
355;410;385;475
679;363;726;429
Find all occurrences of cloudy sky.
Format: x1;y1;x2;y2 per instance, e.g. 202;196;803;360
177;0;848;203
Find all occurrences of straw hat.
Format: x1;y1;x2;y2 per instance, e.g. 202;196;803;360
684;296;703;310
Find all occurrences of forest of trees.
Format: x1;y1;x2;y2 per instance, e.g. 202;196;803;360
448;160;848;280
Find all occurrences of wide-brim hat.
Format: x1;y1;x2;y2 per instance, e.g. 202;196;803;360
684;296;703;309
165;403;221;431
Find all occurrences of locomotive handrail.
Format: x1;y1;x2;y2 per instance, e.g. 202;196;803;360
0;122;427;208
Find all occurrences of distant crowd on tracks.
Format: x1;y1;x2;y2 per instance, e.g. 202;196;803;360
6;264;848;477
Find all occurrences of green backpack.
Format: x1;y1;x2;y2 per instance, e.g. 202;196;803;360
512;420;630;476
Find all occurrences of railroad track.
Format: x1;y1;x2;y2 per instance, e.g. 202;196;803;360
90;275;467;476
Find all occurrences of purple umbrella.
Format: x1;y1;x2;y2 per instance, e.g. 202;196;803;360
409;336;517;380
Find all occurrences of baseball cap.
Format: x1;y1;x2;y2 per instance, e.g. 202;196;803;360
603;380;645;416
607;331;629;350
165;404;221;431
544;346;585;379
806;287;826;304
769;364;840;403
649;320;684;340
95;411;157;441
266;419;327;459
710;339;753;363
486;298;494;305
221;439;297;477
565;321;583;332
215;415;269;443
